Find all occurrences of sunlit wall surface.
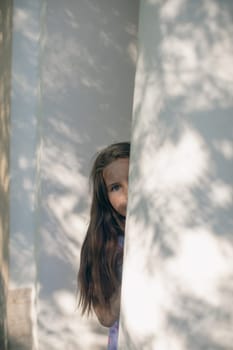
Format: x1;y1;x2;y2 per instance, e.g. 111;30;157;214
119;0;233;349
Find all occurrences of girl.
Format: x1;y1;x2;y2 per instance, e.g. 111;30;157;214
78;142;130;350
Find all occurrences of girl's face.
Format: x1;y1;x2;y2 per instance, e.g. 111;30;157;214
103;158;129;217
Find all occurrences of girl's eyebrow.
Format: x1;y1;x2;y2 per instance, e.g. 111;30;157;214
107;182;118;189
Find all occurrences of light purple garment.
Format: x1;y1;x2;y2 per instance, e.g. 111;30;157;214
107;236;124;350
108;319;119;350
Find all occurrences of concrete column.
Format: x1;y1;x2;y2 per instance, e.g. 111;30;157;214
119;1;233;349
0;1;12;349
8;0;45;349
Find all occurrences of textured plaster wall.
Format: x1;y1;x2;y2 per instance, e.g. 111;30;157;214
119;1;233;349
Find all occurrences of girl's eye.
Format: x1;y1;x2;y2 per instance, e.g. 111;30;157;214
111;184;120;192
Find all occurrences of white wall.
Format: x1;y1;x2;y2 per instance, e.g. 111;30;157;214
9;0;139;349
38;1;138;350
119;0;233;349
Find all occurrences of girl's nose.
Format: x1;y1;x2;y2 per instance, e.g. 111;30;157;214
124;184;128;202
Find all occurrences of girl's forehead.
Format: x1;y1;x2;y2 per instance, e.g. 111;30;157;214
103;158;129;182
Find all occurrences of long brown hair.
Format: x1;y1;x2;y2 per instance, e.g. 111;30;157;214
78;142;130;315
